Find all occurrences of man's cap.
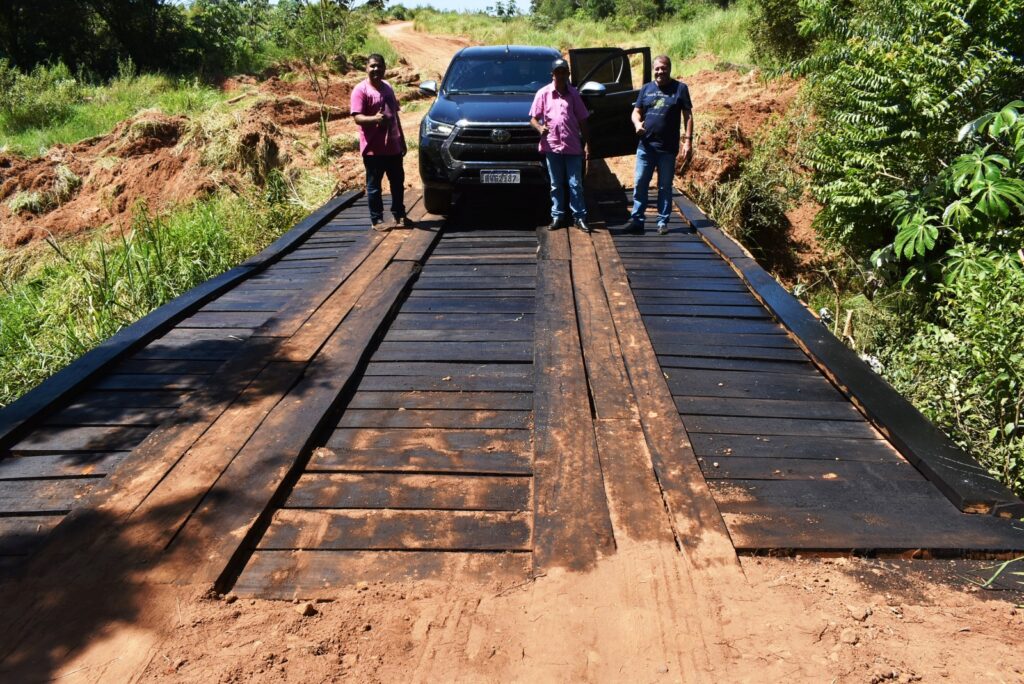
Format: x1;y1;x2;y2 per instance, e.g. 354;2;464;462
551;58;569;72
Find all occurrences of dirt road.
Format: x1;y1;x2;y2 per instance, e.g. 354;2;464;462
378;21;474;83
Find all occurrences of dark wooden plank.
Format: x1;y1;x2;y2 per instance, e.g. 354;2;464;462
710;479;1024;551
374;341;533;362
113;359;224;375
234;550;530;597
398;298;534;314
675;396;863;421
408;288;535;298
179;311;275;329
357;375;534;392
532;258;615;572
638;304;771;319
644;316;785;335
327;427;531;454
363;362;531;378
72;390;187;409
337;409;530;430
666;368;845;402
348;391;532;411
627;276;748;292
689;433;901;462
0;516;64;555
659;355;816;376
419;265;537;278
309;445;532;475
652;343;807;362
681;414;879;439
0;453;125;480
10;426;151;454
285;473;530;511
199;297;292;313
675;194;1024;517
0;479;93;514
414;276;536;290
259;509;531;551
42;404;175;427
633;291;759;306
383;328;534;342
91;373;209;392
700;457;922;482
391;313;535;330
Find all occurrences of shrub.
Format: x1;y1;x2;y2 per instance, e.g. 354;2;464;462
747;0;815;66
0;61;83;132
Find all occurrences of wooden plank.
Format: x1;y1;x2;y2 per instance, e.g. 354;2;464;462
0;453;125;480
91;374;209;392
537;225;570;261
675;396;863;421
179;311;275;329
638;304;771;319
666;368;845;402
9;426;151;454
591;229;739;568
699;457;922;482
689;433;901;462
200;297;291;312
658;355;816;376
337;409;531;430
373;341;533;362
309;445;532;476
633;291;760;306
348;391;532;411
0;479;93;515
363;362;531;378
710;480;1024;551
644;316;786;335
285;473;530;511
414;276;536;290
383;328;534;342
626;276;748;292
259;509;531;551
398;298;534;314
391;313;535;330
532;258;615;572
419;265;537;278
234;550;530;597
675;194;1024;517
158;260;434;588
408;288;535;298
0;516;64;555
327;427;531;454
681;415;879;439
357;375;533;392
113;359;223;375
647;331;795;349
42;404;175;427
653;343;807;362
72;390;187;409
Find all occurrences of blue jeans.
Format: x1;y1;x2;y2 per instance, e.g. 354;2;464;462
631;143;677;226
545;153;586;222
363;154;405;223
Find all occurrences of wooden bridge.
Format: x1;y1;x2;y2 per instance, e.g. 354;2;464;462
1;187;1022;602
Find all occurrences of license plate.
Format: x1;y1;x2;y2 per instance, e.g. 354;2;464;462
480;170;520;184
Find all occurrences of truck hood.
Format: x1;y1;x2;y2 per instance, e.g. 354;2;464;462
428;93;535;126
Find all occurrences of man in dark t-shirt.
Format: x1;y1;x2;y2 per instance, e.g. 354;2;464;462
626;55;693;234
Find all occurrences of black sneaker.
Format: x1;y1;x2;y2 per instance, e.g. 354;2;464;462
575;218;590;233
624;219;644;234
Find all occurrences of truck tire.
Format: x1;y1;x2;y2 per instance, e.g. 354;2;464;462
423;188;451;215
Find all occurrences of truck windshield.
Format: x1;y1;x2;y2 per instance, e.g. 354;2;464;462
442;56;553;95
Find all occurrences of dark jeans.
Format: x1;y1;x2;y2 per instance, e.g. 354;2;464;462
363;154;405;223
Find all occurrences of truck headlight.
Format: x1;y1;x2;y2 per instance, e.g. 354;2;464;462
422;116;454;139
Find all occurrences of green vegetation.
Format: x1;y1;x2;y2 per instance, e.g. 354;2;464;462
0;61;225;156
739;0;1024;493
413;1;752;73
0;173;335;407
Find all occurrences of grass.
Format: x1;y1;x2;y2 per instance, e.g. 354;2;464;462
0;171;336;407
362;29;402;68
412;1;751;75
0;72;226;157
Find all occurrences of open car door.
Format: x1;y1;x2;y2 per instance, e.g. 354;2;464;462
569;47;651;159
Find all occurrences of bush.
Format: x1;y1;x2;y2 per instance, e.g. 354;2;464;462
748;0;814;66
0;61;83;132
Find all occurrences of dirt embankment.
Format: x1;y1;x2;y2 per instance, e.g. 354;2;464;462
0;62;425;249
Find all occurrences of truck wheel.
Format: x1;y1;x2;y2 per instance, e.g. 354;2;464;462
423;188;451;215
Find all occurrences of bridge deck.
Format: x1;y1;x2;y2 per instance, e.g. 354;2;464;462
1;189;1021;593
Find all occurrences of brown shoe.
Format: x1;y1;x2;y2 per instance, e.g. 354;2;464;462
395;215;415;228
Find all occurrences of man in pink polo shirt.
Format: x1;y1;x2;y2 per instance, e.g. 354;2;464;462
529;57;591;232
351;53;410;229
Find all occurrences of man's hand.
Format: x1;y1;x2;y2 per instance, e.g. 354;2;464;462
537;123;549;135
681;139;693;165
635;121;646;136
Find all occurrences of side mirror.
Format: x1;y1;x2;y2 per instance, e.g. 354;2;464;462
419;80;438;96
579;81;607;97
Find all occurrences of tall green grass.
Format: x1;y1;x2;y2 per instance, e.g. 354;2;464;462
0;173;335;407
413;1;751;74
0;64;225;157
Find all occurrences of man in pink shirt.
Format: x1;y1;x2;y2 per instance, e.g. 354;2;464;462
351;53;410;229
529;58;591;232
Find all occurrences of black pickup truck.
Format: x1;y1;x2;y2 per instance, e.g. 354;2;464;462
417;45;652;214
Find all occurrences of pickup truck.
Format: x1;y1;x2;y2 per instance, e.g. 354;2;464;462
417;45;652;214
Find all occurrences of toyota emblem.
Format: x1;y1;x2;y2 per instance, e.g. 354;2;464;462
490;129;511;143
